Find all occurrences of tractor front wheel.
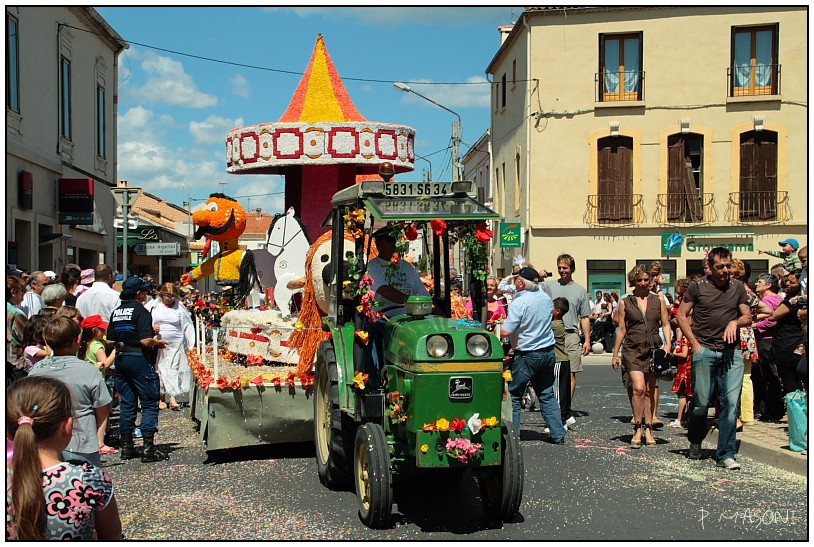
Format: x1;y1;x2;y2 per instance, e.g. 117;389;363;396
314;343;351;489
353;423;393;529
478;422;524;522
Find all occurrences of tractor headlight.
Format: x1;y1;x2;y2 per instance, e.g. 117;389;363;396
466;334;491;357
426;335;450;358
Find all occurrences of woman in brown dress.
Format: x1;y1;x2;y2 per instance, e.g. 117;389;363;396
611;265;673;448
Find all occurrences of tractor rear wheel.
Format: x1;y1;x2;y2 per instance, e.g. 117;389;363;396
353;423;393;529
478;422;524;522
314;342;351;489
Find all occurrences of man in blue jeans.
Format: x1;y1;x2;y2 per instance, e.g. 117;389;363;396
502;267;566;444
677;247;751;470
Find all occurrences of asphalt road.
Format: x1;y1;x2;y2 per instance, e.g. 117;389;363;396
104;364;807;540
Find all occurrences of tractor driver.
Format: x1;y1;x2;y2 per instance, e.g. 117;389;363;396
363;226;431;387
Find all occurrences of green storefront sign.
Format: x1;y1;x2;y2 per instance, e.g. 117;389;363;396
661;232;682;257
116;225;161;247
500;222;521;248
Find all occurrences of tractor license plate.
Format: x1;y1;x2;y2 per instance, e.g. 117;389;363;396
449;377;473;401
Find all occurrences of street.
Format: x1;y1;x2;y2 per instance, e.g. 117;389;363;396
104;363;807;540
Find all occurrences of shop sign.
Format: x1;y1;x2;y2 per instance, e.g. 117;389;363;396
661;232;681;257
685;237;754;253
500;222;521;248
19;171;33;210
58;178;94;225
117;226;161;247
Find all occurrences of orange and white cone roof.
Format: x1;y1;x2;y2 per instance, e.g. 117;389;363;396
226;34;415;175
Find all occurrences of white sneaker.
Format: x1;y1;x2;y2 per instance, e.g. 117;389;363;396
565;416;577;428
716;458;741;470
668;420;683;429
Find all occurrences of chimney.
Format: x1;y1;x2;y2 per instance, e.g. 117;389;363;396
255;208;262;219
499;24;513;45
117;180;128;188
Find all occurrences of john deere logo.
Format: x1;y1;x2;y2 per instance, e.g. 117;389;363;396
500;222;521;248
449;377;473;401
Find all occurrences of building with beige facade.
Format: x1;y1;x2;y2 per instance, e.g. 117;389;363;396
484;6;807;295
6;7;127;272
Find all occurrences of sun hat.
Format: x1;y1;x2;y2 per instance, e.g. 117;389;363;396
80;268;95;285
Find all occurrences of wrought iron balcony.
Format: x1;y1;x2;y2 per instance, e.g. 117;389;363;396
652;193;717;225
584;194;645;226
728;64;781;97
725;191;791;224
595;70;645;102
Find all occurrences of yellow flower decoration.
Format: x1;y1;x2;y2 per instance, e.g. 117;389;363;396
294;321;305;332
502;370;513;382
420;444;429;454
481;416;499;428
241;377;251;388
436;418;450;432
352;371;368;390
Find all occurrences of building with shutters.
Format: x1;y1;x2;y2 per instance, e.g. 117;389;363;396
484;6;807;295
6;7;127;273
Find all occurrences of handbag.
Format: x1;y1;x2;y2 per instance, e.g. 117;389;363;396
786;390;808;452
630;295;675;376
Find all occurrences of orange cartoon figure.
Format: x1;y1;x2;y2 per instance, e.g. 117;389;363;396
181;193;250;290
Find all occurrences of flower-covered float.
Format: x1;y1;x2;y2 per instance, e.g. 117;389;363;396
186;34;415;451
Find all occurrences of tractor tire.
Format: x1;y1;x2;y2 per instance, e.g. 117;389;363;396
478;422;524;522
314;343;352;489
353;422;393;529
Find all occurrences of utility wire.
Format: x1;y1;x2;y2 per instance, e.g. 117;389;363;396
62;23;524;86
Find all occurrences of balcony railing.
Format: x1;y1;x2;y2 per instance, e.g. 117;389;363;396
725;191;791;224
652;193;717;225
596;70;645;102
584;194;645;226
728;64;781;97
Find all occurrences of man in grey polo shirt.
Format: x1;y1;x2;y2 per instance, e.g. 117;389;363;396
542;253;592;427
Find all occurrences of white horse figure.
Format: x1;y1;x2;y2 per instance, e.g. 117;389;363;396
266;207;310;317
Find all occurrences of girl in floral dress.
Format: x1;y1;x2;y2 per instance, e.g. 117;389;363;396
6;376;121;540
731;259;759;427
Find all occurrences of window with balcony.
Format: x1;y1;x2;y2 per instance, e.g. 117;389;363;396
597;136;633;221
60;56;72;139
739;130;778;220
599;33;643;102
7;14;19;112
730;25;779;96
666;134;706;222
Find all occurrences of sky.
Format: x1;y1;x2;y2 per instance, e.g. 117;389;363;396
93;6;524;217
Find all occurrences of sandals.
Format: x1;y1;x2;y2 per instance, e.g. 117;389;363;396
170;404;182;412
99;445;119;455
158;401;168;410
630;423;642;449
642;423;657;447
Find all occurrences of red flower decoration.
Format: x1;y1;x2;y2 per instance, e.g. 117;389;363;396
247;354;264;365
216;376;230;390
250;326;263;335
405;225;418;241
271;376;282;387
201;376;214;391
231;378;242;390
300;374;315;388
450;418;467;433
251;375;264;386
475;222;494;243
430;219;447;237
286;371;296;387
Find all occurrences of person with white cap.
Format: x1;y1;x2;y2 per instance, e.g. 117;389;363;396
759;238;802;273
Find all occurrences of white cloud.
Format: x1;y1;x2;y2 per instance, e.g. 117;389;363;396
189;115;245;146
128;52;218;108
396;76;490;109
231;74;251;98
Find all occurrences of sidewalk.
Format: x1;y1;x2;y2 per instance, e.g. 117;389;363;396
582;351;808;476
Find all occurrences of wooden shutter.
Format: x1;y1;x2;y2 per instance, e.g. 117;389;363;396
739;131;777;220
667;136;685;221
598;137;633;221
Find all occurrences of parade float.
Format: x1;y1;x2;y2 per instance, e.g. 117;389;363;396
185;34;415;451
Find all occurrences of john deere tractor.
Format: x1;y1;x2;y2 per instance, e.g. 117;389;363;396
314;179;522;528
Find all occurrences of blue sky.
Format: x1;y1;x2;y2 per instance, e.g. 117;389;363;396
94;6;523;216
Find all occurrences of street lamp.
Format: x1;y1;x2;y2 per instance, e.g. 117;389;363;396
394;82;462;181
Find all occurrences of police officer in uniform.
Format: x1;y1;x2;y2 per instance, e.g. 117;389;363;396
108;277;168;462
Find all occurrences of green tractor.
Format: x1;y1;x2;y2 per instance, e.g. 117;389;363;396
314;179;523;528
